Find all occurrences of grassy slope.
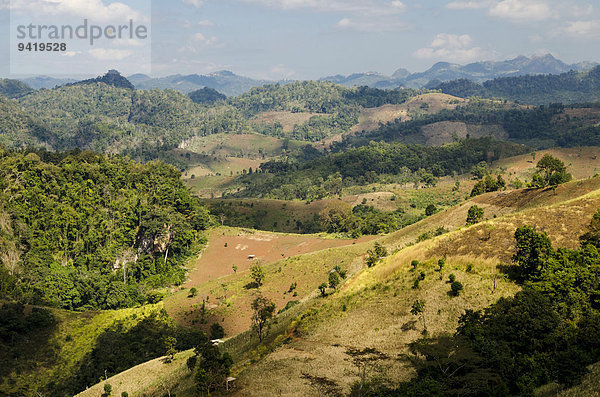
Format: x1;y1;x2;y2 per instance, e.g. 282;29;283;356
80;176;600;397
231;178;600;396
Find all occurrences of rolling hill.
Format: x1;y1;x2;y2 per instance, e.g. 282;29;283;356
74;169;600;397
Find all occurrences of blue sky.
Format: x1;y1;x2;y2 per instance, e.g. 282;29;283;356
1;0;600;79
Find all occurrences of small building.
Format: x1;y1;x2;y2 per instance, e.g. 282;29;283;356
248;255;256;259
211;339;225;346
226;377;237;391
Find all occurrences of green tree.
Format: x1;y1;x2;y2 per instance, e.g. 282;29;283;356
251;294;276;342
450;281;464;297
513;226;553;281
471;161;489;179
420;172;438;187
250;264;265;288
210;323;225;340
531;154;571;188
194;339;233;395
425;204;437;216
411;300;427;332
189;287;198;298
319;201;354;233
164;336;177;362
580;209;600;248
329;271;341;290
102;383;112;397
319;283;328;297
466;205;484;226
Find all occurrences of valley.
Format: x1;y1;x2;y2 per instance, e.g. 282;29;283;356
2;66;600;397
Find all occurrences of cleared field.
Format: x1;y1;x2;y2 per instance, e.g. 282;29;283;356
494;146;600;181
325;93;468;146
251;111;319;133
182;132;305;159
164;228;375;336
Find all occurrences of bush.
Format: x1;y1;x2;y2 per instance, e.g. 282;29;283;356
466;205;484;226
448;273;456;283
411;260;419;270
425;204;437;216
450;281;463;296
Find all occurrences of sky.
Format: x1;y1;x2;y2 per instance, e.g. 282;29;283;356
1;0;600;80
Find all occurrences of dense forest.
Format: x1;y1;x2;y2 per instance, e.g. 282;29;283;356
237;138;527;200
0;148;213;310
435;66;600;105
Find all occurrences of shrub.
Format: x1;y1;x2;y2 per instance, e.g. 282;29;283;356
450;281;463;296
466;205;484;226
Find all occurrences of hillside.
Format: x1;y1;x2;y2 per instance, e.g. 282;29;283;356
0;96;50;149
0;78;34;99
131;71;272;96
228;177;600;396
77;174;600;397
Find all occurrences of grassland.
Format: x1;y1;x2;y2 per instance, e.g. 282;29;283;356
230;177;600;396
250;111;319;133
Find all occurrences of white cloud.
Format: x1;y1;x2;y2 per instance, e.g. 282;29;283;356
414;33;490;63
488;0;554;22
182;0;203;7
8;0;145;23
335;17;409;32
61;51;80;57
562;20;600;37
113;38;145;47
239;0;407;17
0;0;8;10
179;32;223;52
198;20;215;27
88;48;132;60
446;1;493;10
192;32;220;47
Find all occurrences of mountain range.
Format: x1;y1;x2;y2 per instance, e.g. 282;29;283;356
8;54;599;97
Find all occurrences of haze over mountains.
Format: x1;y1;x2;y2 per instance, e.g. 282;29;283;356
11;54;597;97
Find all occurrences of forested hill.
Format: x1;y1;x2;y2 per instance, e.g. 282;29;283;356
229;81;419;116
0;78;424;158
0;79;34;99
66;70;135;90
0;148;213;310
341;101;600;150
238;138;527;200
434;66;600;104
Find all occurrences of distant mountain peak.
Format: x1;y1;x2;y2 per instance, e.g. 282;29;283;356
71;70;135;90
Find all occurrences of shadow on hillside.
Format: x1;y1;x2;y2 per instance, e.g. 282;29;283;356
496;263;521;282
0;303;58;394
70;311;206;396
